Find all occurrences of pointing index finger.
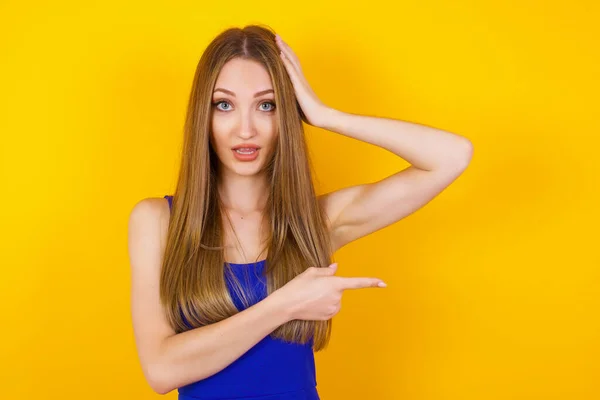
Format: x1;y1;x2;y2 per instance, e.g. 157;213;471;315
334;276;387;290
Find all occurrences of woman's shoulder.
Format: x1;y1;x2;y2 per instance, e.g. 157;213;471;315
128;196;172;248
130;196;171;220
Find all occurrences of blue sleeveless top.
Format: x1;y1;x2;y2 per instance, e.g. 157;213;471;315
163;195;320;400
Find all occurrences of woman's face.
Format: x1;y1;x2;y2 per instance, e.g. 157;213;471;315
210;57;278;176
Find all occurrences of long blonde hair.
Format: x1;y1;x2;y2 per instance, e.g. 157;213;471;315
160;24;335;351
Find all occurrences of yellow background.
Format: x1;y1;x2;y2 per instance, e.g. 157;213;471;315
2;1;599;399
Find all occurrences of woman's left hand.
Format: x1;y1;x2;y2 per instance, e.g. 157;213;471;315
275;34;331;128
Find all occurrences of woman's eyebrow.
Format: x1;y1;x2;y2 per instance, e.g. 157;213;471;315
213;88;274;98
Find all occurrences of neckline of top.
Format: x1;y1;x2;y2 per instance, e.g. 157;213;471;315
226;259;267;266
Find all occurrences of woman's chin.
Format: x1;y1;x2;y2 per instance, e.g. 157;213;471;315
230;162;264;176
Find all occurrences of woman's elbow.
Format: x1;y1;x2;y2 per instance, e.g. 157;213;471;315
146;362;174;395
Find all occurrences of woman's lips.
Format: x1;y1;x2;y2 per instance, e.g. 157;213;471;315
232;148;260;161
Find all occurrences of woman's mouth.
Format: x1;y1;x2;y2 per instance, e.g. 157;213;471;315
232;148;260;161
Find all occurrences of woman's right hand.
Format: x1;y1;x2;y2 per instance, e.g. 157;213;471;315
271;263;387;321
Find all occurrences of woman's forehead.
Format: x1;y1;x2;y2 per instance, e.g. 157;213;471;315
214;58;273;97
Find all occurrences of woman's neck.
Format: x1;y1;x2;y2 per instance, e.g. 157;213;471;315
217;171;269;214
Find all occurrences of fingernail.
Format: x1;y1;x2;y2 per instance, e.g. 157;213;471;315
378;282;387;288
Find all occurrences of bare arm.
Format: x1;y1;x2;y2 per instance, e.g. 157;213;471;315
157;291;289;393
128;198;292;395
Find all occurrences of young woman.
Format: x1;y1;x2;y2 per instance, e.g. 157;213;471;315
128;25;472;399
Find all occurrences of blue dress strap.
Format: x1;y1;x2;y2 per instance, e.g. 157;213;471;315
163;195;173;212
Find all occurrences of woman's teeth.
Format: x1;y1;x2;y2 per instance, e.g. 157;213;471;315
235;148;257;154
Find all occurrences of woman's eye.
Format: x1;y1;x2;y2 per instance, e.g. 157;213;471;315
260;102;276;111
213;100;231;111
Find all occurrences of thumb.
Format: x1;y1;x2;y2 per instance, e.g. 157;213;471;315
316;262;337;276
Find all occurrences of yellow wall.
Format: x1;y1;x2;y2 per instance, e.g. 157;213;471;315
2;1;598;399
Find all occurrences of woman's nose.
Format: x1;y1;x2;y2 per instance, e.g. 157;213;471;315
237;112;257;138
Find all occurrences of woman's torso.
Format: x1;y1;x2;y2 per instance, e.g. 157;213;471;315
164;195;320;400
